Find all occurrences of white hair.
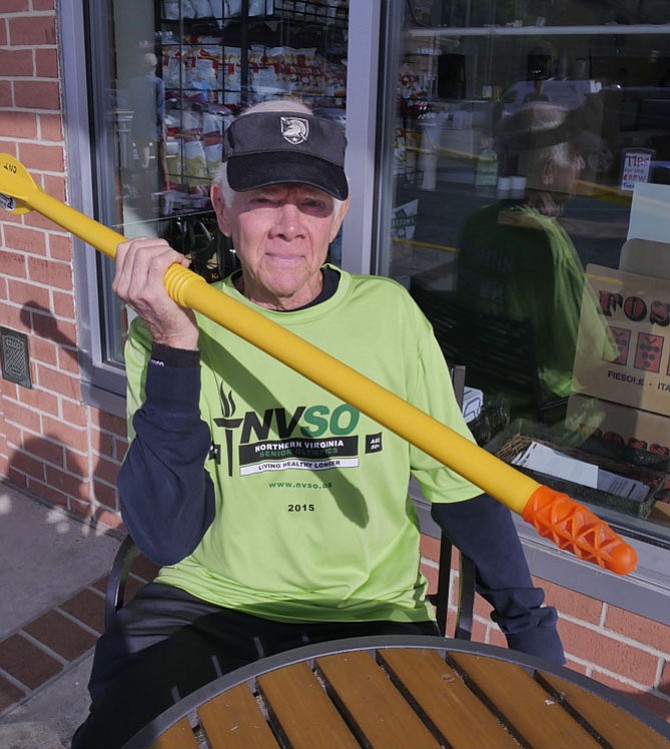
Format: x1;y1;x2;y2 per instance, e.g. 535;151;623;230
212;98;346;218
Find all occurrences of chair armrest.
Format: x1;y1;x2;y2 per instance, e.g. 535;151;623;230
104;535;140;631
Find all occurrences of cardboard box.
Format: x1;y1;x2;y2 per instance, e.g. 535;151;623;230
573;263;670;417
619;238;670;278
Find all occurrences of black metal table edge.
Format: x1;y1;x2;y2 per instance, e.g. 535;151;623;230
122;634;670;748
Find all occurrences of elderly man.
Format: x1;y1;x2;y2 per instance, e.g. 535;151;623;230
72;100;563;749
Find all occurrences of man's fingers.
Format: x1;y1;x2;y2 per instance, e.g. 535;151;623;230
113;237;187;305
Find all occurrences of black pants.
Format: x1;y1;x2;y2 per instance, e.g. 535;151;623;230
72;583;440;749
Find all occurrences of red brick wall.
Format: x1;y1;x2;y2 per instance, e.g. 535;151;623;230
0;0;668;729
0;1;126;531
420;534;670;723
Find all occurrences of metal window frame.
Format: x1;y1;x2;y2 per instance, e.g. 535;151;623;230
413;489;670;626
58;0;127;417
340;0;384;275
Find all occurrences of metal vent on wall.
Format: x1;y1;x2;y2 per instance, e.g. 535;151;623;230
0;327;32;388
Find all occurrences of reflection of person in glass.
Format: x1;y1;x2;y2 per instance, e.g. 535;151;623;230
456;100;614;413
128;52;167;184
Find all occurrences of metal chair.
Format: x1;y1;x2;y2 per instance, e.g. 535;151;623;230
428;364;475;639
105;531;476;638
104;534;141;631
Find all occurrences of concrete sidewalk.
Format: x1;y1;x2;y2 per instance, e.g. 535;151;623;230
0;483;122;749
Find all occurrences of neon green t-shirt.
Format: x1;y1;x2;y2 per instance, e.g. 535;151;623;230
124;267;481;624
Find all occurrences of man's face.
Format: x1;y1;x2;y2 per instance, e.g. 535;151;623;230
551;146;585;198
212;182;348;310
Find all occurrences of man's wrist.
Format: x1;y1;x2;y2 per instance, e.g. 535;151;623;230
150;342;200;368
144;347;201;414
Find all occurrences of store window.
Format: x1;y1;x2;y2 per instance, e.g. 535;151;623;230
378;2;670;543
76;0;349;401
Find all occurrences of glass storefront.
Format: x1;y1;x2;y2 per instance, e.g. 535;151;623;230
87;0;349;366
378;2;670;543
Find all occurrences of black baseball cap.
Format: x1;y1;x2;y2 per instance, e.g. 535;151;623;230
499;99;604;154
222;111;349;200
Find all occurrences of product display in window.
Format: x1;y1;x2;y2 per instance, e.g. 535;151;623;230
95;0;349;369
113;0;348;234
155;1;347;215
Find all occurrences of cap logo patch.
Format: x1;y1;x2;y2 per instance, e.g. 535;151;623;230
280;116;309;145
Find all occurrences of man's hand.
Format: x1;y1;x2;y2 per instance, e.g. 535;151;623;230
113;237;199;350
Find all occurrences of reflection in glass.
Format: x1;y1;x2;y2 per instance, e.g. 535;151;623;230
381;2;670;535
95;0;349;364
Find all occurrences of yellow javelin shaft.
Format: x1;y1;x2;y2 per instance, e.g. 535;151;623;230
25;183;537;511
0;154;637;575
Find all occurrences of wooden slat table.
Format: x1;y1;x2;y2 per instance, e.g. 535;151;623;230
121;635;670;749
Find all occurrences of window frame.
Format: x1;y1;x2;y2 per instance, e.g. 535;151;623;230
59;0;128;417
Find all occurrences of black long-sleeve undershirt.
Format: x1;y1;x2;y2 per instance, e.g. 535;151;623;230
117;352;215;566
118;344;564;664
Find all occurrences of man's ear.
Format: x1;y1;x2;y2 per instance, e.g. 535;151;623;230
330;196;351;243
210;183;232;237
541;157;556;186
